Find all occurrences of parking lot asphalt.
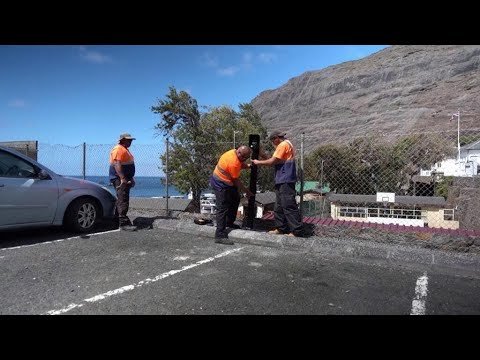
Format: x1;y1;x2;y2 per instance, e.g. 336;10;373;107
2;226;480;315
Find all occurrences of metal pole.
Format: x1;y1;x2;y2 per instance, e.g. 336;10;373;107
83;142;86;180
233;131;236;149
457;109;461;161
244;134;260;229
299;133;304;221
320;159;324;192
165;138;169;217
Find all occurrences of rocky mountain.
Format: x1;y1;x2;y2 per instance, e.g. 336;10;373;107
251;45;480;150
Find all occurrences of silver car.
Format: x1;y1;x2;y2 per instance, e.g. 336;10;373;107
0;145;117;232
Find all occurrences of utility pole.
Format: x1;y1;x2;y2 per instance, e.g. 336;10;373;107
320;159;324;191
233;130;240;149
450;109;461;161
83;142;86;180
299;133;304;220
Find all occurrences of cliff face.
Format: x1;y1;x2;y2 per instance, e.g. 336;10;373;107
251;45;480;148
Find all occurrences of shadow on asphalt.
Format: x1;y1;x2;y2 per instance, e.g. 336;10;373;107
133;216;173;230
0;220;119;249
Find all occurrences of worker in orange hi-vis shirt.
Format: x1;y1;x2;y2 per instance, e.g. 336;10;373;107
109;133;136;230
252;130;304;237
210;145;254;245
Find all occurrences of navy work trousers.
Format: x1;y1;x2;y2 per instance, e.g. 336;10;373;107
213;186;240;238
274;182;304;236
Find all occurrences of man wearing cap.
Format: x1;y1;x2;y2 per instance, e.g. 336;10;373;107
109;133;136;229
210;145;254;245
252;130;304;237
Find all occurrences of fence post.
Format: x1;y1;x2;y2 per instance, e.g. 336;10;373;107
83;142;86;180
165;137;169;217
300;133;304;220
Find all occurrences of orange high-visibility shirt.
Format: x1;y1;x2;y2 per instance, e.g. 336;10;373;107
272;140;297;184
212;149;246;186
109;144;135;180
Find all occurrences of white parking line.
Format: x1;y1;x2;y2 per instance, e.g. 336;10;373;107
1;229;121;252
45;247;244;315
410;272;428;315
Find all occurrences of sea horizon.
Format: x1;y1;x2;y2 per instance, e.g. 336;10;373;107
69;175;186;198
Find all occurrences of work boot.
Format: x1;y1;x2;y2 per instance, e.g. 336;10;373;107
226;223;241;229
119;217;132;227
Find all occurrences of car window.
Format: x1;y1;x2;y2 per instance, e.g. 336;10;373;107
0;150;37;178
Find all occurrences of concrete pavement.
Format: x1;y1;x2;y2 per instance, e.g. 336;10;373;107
127;199;480;273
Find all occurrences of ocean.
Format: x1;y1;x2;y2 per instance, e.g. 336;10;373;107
70;176;186;198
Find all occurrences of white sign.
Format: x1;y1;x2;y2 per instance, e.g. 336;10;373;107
376;192;395;203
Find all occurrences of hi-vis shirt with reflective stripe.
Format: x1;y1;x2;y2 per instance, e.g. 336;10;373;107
212;149;245;187
109;144;135;180
273;139;297;184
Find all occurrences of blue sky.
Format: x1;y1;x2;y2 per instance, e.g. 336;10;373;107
0;45;387;175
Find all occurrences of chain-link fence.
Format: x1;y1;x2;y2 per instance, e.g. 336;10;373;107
297;128;480;231
7;128;480;231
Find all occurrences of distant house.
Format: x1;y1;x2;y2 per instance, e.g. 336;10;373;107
238;191;276;218
328;193;459;229
410;175;435;196
200;193;216;214
295;181;330;194
295;181;330;202
420;140;480;177
294;181;331;217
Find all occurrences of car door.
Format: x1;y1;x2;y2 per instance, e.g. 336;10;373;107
0;149;59;226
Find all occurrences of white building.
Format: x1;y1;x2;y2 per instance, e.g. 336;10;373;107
420;140;480;177
328;193;459;229
200;193;216;214
238;191;276;219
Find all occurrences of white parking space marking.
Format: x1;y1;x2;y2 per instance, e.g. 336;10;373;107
45;247;244;315
410;272;428;315
0;229;120;252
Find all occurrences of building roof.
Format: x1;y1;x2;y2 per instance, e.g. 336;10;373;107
461;139;480;151
295;181;319;192
254;191;276;205
411;175;433;184
327;194;446;206
295;181;330;194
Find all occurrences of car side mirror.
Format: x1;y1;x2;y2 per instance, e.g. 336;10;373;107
38;169;51;180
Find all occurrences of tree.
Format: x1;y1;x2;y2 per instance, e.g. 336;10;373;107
152;87;204;210
152;87;269;210
304;144;355;193
304;133;456;196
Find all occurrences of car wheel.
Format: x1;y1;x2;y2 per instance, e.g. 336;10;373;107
64;198;100;233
